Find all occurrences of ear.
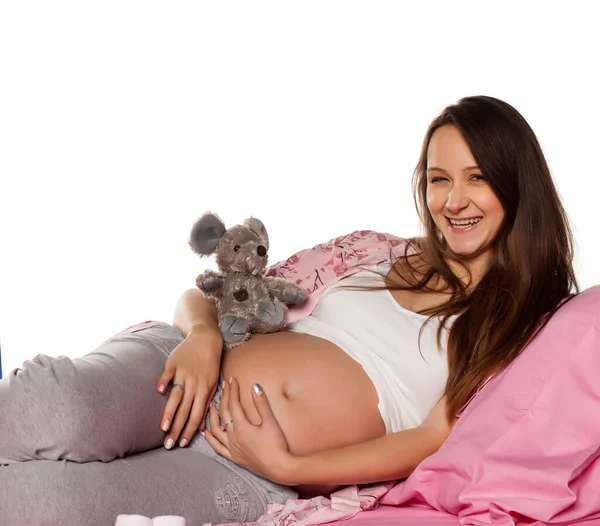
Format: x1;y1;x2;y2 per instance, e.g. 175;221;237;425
189;212;227;256
245;217;269;249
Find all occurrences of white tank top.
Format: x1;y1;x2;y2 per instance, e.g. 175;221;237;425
287;261;452;433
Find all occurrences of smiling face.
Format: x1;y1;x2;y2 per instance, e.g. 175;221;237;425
426;125;505;264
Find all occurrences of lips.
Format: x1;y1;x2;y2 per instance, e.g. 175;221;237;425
446;216;483;230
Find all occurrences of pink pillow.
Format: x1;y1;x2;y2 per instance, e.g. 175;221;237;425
381;285;600;526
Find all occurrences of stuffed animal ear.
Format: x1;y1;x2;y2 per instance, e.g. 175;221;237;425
245;217;269;249
189;212;227;256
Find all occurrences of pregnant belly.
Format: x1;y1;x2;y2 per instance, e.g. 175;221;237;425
221;330;386;457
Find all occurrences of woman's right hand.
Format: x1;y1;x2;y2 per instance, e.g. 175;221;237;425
156;325;223;449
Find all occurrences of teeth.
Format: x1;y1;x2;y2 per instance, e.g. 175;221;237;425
449;217;482;227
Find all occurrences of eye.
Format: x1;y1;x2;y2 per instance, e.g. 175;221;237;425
470;174;485;181
233;245;241;252
428;176;447;184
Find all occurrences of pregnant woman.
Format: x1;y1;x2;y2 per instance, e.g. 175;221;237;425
0;95;577;526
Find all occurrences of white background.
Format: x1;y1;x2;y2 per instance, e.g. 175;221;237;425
1;1;598;374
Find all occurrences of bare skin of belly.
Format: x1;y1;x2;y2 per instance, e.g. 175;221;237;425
221;330;386;497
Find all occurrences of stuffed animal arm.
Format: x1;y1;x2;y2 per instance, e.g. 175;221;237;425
195;269;224;296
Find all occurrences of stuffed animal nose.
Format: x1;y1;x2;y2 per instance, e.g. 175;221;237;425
233;289;249;302
257;245;267;257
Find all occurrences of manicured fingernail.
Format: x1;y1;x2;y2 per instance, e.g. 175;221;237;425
222;380;226;388
179;438;187;447
253;383;263;395
158;385;165;393
162;420;169;431
165;438;174;449
200;431;205;437
229;377;233;384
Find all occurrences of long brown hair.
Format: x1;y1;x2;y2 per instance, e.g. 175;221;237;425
384;95;578;422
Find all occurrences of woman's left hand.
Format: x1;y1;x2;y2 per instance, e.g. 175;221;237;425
204;378;293;484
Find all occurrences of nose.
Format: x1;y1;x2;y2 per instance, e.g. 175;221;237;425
445;183;470;214
257;245;267;257
233;289;249;302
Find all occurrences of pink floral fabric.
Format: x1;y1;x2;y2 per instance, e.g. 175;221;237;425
114;320;163;335
201;483;395;526
266;230;412;323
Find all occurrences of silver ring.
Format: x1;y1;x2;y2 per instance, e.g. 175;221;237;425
172;383;185;392
220;419;233;431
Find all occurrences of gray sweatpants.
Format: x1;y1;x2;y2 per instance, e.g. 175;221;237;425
0;322;296;526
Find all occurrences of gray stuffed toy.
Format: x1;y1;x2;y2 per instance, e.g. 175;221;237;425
189;212;308;349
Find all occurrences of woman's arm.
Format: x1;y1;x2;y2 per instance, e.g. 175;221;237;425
282;425;445;486
206;380;455;486
172;288;221;339
283;394;455;486
157;289;224;449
